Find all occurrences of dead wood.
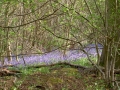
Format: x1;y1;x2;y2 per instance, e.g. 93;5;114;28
27;62;120;75
1;62;120;77
27;62;87;69
0;68;21;77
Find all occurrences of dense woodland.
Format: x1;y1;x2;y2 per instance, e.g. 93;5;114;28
0;0;120;90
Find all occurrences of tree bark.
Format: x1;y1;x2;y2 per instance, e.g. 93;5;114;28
100;0;120;88
100;0;120;69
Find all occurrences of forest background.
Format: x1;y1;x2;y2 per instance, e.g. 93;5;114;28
0;0;120;89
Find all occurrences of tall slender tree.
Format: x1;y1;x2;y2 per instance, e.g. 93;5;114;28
100;0;120;87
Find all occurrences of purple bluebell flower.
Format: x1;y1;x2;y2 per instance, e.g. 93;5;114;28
0;44;103;67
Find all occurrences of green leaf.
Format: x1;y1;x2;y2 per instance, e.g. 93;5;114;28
62;7;68;12
39;0;45;2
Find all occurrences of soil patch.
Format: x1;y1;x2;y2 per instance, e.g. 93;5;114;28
19;68;85;90
0;64;105;90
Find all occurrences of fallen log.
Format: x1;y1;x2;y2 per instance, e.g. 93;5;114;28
27;62;120;75
27;62;87;69
1;62;120;77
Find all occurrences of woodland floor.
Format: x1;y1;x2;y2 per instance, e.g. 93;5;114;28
0;63;105;90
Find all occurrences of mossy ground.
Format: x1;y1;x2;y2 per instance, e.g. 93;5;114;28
0;65;105;90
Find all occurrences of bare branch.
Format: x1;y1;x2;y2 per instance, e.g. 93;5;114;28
0;9;59;28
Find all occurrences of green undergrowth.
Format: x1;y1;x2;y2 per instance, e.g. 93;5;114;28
70;57;97;67
17;67;85;90
1;58;105;90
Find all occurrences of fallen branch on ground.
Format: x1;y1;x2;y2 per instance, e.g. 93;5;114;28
1;62;120;77
0;68;21;77
27;62;120;75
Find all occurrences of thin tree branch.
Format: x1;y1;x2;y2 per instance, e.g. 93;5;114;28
0;9;59;28
93;0;105;26
14;1;50;16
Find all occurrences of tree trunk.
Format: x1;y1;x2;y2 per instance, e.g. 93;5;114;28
100;0;120;69
100;0;120;88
